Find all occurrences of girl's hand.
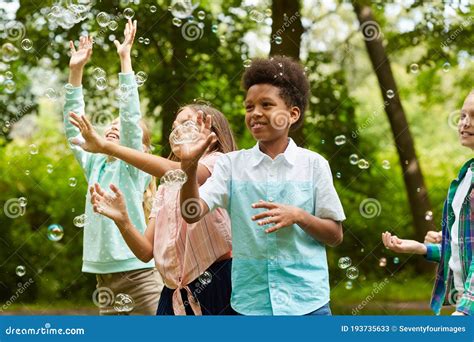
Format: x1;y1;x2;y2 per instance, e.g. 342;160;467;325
114;19;137;59
251;200;302;233
69;36;93;69
69;112;107;153
382;231;427;254
424;230;442;244
173;110;216;167
90;183;129;225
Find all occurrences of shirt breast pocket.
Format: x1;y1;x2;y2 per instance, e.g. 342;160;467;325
279;183;314;214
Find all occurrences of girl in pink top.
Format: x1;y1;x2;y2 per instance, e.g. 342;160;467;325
71;104;237;315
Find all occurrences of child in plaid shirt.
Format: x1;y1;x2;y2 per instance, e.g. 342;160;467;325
382;91;474;316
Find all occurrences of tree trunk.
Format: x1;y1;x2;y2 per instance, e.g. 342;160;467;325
352;1;435;245
270;0;306;147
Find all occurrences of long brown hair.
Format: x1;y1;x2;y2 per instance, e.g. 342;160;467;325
168;103;238;161
139;119;156;220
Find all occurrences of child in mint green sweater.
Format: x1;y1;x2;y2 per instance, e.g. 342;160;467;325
64;19;162;315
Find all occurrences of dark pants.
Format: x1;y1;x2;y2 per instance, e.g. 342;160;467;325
157;259;236;315
306;302;332;315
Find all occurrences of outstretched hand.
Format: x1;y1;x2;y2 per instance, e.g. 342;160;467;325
114;18;137;58
69;36;93;69
90;183;128;224
69;112;107;153
172;110;217;167
382;231;427;255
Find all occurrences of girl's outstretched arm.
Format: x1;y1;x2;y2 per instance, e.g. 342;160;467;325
70;112;213;183
90;183;155;262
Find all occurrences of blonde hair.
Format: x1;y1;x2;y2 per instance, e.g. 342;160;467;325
168;103;238;161
139;119;156;220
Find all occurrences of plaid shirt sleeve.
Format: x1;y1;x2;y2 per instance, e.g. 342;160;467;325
425;243;441;263
457;260;474;315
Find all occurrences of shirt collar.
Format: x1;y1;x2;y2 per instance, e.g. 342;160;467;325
251;138;298;167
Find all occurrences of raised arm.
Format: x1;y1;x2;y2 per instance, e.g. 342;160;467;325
69;112;214;183
64;36;93;172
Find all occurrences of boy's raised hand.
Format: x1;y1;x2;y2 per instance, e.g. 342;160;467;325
90;183;129;225
382;231;427;255
69;36;93;69
173;111;217;167
424;230;442;244
69;112;107;153
114;18;137;58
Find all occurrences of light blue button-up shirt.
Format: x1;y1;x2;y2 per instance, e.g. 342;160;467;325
200;139;345;315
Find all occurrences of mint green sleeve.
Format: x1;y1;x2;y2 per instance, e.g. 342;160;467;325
118;73;143;151
424;243;441;263
63;85;92;176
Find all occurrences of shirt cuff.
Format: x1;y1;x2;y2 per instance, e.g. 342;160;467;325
119;72;137;85
424;243;440;262
64;84;83;99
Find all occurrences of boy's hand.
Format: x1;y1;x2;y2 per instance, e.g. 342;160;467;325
90;183;129;225
69;112;107;153
114;19;137;59
251;200;302;233
382;231;427;254
69;36;93;70
173;111;216;168
424;230;442;243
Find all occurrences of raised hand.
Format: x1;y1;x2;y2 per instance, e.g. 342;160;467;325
382;231;427;255
69;112;107;153
172;110;216;166
90;183;129;224
114;18;137;59
69;36;93;70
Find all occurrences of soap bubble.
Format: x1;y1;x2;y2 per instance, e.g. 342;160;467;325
334;135;346;146
96;12;110;27
170;0;197;19
123;8;135;19
198;271;212;285
108;20;118;31
29;144;38;155
18;197;27;207
96;77;108;91
160;169;187;188
357;159;370;169
47;224;64;242
346;266;359;280
382;160;391;169
73;214;87;227
386;89;395;99
93;67;106;79
47;164;54;173
409;63;419;74
393;257;399;264
150;5;157;13
114;293;135;313
172;17;183;27
442;62;450;72
249;9;265;23
197;10;205;20
69;177;77;187
169;120;199;146
349;154;359;165
274;36;282;45
425;210;433;221
135;71;148;87
338;256;352;269
16;265;26;277
21;38;33;51
4;80;16;94
345;281;353;290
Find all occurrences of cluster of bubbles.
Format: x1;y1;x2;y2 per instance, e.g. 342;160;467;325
348;154;370;170
114;293;135;312
338;256;352;269
92;67;108;91
46;2;91;30
47;224;64;242
169;120;199;147
424;210;433;221
338;257;358;285
160;169;188;188
410;62;450;74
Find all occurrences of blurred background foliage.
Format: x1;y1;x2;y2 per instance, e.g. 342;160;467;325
0;0;473;314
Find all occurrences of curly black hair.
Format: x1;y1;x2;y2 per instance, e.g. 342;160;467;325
242;56;310;129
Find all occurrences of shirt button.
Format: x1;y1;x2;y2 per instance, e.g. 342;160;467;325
270;284;276;288
268;197;274;202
